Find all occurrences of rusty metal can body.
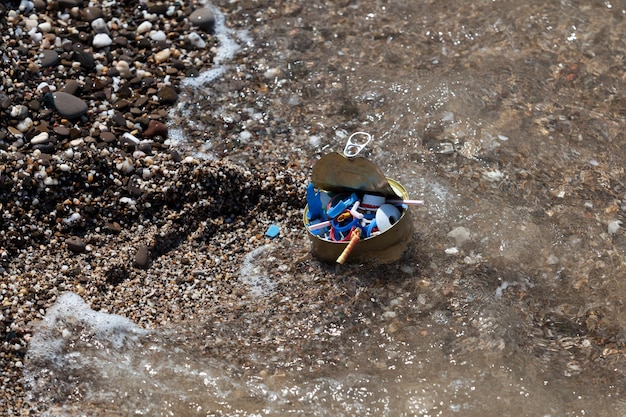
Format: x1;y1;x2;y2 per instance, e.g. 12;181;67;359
304;178;413;264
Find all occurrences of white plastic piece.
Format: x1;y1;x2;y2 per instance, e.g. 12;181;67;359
362;194;385;209
375;204;402;232
350;201;364;219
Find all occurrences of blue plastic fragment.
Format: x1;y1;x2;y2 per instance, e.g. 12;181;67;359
306;182;323;221
326;193;358;219
266;224;280;238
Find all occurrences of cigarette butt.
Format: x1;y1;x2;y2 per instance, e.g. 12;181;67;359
336;228;361;264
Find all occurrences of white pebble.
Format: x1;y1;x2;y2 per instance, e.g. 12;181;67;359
31;132;49;144
17;117;33;132
116;158;134;174
188;32;206;48
37;21;52;32
58;163;70;172
136;21;152;34
93;33;112;48
239;130;252;142
149;30;167;41
29;29;42;42
608;220;622;235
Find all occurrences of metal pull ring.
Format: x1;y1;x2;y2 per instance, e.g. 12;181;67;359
343;131;372;158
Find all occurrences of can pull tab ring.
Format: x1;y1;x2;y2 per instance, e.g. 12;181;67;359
343;132;372;158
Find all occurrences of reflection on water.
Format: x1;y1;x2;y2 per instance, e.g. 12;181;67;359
26;0;626;415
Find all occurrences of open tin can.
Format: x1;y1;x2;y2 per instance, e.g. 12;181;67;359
303;138;415;264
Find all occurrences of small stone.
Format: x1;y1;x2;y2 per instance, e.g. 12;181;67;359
31;132;49;144
65;236;86;253
38;21;52;33
154;49;170;64
104;221;122;233
99;132;117;143
53;125;70;136
10;104;28;119
73;49;95;70
447;226;470;246
93;33;113;48
170;149;182;162
136;21;153;35
608;220;622;235
91;18;109;34
58;0;81;8
149;30;167;41
82;6;103;22
157;86;178;104
143;120;168;138
62;80;80;95
40;49;58;67
8;126;23;138
189;7;215;33
52;92;88;118
17;118;33;132
188;32;206;49
135;244;150;268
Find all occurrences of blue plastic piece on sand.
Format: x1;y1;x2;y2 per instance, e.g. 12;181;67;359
266;224;280;238
306;183;323;221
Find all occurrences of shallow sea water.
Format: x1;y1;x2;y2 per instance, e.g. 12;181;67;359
25;0;625;416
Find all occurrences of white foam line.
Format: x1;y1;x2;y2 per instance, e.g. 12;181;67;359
181;2;246;87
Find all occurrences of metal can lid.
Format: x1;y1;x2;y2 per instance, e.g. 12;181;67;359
311;152;399;198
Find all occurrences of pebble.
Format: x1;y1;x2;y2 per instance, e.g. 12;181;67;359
150;30;167;41
91;18;109;34
93;33;113;48
52;92;88;119
135;244;151;268
157;86;178;104
62;80;80;95
53;125;70;136
65;236;86;253
188;32;206;49
189;7;216;33
82;6;103;22
137;21;153;34
30;132;49;144
447;226;470;246
154;49;171;64
17;118;33;132
40;49;58;67
143;120;168;138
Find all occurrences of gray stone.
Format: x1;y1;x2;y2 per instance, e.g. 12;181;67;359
62;80;80;95
41;50;58;67
52;92;88;119
65;236;86;253
189;7;215;33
